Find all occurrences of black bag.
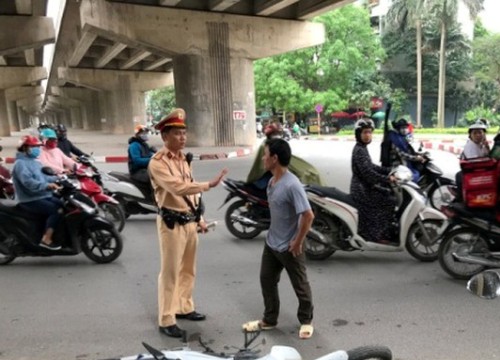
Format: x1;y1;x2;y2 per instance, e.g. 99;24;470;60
380;103;392;167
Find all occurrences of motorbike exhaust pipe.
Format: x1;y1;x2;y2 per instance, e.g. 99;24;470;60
452;253;500;268
230;214;259;226
307;228;329;246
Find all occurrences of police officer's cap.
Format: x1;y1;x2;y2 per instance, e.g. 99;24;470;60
155;108;186;132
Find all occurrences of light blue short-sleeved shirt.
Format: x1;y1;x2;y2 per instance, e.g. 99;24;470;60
266;171;311;252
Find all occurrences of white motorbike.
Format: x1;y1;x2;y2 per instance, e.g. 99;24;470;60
101;171;157;218
305;166;447;262
111;331;392;360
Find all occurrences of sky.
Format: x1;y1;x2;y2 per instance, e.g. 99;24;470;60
479;0;500;33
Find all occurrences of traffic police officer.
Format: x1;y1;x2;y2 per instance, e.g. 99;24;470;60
148;108;228;338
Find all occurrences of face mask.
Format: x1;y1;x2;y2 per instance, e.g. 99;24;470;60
28;147;41;158
139;134;149;142
45;140;58;149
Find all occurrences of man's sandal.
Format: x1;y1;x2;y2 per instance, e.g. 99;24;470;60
299;324;314;339
242;320;276;332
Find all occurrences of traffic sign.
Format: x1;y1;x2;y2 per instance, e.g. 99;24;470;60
315;104;323;113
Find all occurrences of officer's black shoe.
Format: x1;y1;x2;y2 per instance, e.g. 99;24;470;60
159;324;184;338
176;311;206;321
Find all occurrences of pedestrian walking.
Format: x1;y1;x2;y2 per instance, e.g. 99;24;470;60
148;108;228;338
242;138;315;339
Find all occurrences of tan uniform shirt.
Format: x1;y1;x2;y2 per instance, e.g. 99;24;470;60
148;147;210;212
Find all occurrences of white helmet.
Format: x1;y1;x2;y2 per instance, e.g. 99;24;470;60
468;120;487;134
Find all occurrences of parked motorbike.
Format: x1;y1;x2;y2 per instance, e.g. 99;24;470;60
304;165;447;261
0;176;123;265
102;171;157;217
74;156;126;232
110;330;392;360
467;269;500;299
437;202;500;280
417;151;456;210
219;178;270;239
0;146;14;199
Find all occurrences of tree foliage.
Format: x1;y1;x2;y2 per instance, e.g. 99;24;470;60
254;5;386;114
146;87;176;123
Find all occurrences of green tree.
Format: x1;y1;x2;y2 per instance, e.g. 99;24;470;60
430;0;484;127
385;0;428;127
254;5;385;116
146;87;176;123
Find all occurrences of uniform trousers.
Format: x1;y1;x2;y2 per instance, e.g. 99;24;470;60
157;216;198;327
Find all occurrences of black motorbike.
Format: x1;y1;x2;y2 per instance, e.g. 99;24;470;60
0;178;123;265
438;202;500;279
417;151;457;210
219;178;270;239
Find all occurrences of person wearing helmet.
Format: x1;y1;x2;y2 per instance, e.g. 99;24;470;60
55;124;88;158
388;118;424;183
351;118;396;245
128;124;156;186
38;128;77;174
246;122;324;189
461;120;489;159
11;136;62;250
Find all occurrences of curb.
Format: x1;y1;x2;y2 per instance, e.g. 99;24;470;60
3;148;253;164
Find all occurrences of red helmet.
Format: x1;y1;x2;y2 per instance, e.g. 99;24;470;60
19;135;42;147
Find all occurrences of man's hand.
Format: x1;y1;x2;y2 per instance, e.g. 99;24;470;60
209;168;229;188
47;183;61;191
288;238;303;257
197;220;208;233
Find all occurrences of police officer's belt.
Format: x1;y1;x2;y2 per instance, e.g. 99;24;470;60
159;208;196;229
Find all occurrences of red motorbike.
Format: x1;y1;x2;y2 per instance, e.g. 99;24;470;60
72;157;126;232
0;146;14;200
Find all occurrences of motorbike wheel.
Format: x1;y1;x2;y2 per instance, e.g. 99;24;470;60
438;227;488;280
98;202;126;232
346;345;392;360
428;178;456;210
224;199;263;240
305;212;339;260
82;226;123;264
405;219;443;262
0;234;16;265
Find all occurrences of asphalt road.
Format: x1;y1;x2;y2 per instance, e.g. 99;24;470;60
1;140;497;360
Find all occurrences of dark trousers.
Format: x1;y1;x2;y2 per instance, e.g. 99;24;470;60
260;244;313;326
18;197;63;231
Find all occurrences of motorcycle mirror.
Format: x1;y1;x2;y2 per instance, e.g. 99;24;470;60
467;270;500;299
418;141;423;152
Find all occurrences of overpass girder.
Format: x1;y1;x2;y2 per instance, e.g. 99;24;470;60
0;16;55;56
57;67;174;92
78;0;325;59
0;67;47;89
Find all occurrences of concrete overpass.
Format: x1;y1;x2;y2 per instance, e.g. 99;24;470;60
1;0;354;146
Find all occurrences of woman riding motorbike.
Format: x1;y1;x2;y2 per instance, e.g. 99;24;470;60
38;128;77;174
351;118;396;245
11;135;62;250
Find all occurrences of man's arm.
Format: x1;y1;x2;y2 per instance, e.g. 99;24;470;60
289;209;314;257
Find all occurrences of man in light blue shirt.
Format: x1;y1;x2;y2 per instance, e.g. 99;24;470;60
242;138;315;339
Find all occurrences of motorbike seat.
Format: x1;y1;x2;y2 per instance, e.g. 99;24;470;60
108;171;132;182
0;200;40;220
449;203;497;223
109;171;155;203
305;185;357;208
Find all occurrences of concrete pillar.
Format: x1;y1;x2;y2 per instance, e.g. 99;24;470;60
69;106;82;128
6;100;20;132
0;90;10;136
18;107;29;129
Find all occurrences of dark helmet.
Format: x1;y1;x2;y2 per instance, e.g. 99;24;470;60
56;124;67;133
354;118;374;142
392;118;409;129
